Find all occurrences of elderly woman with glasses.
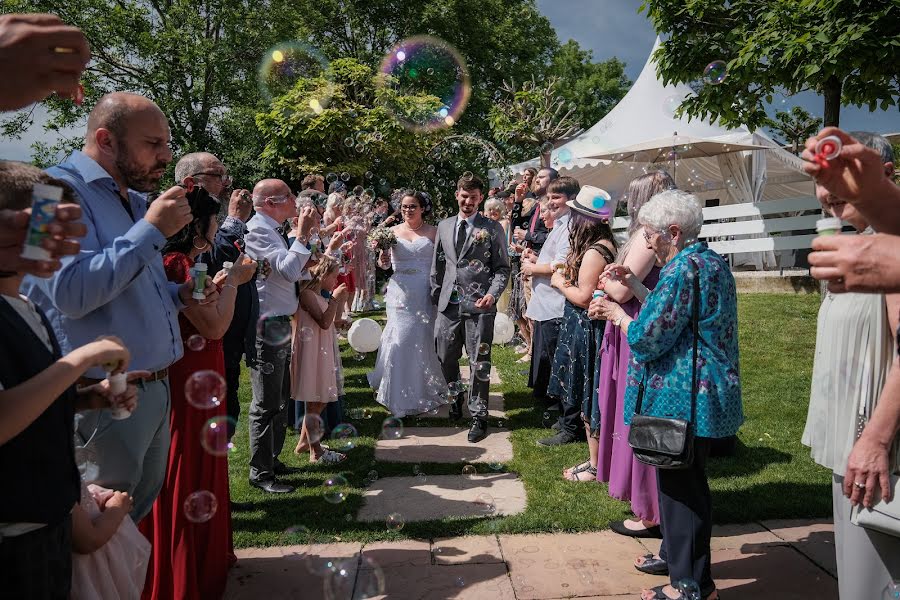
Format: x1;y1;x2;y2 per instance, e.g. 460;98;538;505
590;189;742;600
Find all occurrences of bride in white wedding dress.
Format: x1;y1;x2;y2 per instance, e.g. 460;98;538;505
368;190;450;417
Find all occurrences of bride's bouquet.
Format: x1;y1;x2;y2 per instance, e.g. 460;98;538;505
368;227;397;252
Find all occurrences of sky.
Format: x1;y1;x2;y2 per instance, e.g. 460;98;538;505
535;0;900;138
2;1;898;162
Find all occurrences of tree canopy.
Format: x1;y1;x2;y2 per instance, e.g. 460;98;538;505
640;0;900;128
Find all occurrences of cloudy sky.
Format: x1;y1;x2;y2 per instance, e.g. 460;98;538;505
536;0;900;137
2;1;897;162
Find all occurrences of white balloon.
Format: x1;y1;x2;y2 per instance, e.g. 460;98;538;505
348;318;382;353
493;313;515;345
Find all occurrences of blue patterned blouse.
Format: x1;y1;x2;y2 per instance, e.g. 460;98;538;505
623;242;743;438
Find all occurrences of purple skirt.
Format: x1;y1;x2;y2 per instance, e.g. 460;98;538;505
595;296;660;524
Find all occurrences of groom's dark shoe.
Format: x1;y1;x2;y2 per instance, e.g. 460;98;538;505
468;418;488;443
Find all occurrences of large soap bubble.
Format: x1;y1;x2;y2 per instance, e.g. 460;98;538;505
258;42;334;113
377;35;471;132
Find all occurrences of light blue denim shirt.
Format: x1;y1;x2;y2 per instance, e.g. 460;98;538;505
22;151;184;377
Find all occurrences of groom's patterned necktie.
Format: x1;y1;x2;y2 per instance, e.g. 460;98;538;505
455;220;468;257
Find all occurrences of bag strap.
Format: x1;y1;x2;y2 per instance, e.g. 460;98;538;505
633;256;701;417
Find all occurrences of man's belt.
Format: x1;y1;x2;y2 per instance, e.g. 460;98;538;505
78;367;168;387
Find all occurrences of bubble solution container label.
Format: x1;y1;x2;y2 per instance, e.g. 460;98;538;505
592;290;607;299
21;183;64;260
107;372;132;420
816;217;842;236
191;263;208;300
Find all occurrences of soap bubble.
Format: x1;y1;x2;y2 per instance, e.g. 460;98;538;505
540;142;553;153
186;334;206;352
324;557;384;600
302;413;325;444
558;148;573;163
340;172;351;182
330;423;358;451
326;173;338;184
377;35;471;132
663;94;687;118
386;512;405;531
184;370;226;410
474;361;492;381
478;342;490;355
299;326;314;342
381;416;404;440
183;490;218;523
200;416;236;456
323;475;349;504
882;581;900;600
703;60;728;85
673;579;701;600
257;313;292;346
78;460;99;483
467;259;485;274
474;492;496;514
367;469;379;481
415;472;427;484
462;464;477;476
258;42;334;111
258;362;275;375
280;525;312;559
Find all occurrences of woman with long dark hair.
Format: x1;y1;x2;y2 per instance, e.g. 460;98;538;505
548;186;617;480
140;181;256;600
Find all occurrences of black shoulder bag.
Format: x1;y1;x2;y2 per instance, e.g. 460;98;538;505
627;258;700;470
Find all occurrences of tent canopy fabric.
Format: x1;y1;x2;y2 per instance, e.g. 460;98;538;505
586;134;768;163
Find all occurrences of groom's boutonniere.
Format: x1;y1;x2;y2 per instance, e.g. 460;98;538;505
472;228;490;244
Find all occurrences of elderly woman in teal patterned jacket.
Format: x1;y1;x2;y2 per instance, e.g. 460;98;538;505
590;189;741;600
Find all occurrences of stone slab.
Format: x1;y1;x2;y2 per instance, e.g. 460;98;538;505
225;542;361;600
433;535;505;565
434;392;506;419
361;539;431;569
358;473;526;523
460;364;502;385
713;544;837;599
362;562;515;599
638;522;783;556
760;519;836;577
501;532;661;599
374;427;513;464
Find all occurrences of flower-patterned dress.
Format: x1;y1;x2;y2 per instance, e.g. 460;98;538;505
624;242;743;439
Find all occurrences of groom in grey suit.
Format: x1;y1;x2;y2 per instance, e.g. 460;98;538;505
430;174;510;442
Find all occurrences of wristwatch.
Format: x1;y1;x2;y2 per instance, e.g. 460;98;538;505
614;314;626;328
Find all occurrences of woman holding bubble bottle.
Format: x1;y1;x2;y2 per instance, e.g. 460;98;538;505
140;179;257;600
800;131;900;600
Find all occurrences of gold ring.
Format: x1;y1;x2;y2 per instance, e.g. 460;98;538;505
854;481;866;489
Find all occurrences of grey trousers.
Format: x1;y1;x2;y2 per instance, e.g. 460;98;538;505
434;304;495;419
74;378;171;522
248;337;290;482
832;473;900;599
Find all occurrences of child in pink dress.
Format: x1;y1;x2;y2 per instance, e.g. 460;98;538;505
71;480;151;600
292;255;349;465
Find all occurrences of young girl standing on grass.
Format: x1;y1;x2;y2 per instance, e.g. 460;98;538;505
292;256;349;465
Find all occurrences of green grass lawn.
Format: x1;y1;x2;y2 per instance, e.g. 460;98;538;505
228;293;829;548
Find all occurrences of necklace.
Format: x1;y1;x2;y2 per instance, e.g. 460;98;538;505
407;221;425;232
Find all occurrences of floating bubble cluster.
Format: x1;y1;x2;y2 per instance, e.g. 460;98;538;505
258;42;334;113
323;475;349;504
377;35;471;132
184;370;226;410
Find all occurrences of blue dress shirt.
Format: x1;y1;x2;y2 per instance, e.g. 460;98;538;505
22;151;184;378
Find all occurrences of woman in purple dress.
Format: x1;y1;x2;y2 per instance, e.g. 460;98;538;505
587;171;676;543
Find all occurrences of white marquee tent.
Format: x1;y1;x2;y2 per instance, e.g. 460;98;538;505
503;38;815;269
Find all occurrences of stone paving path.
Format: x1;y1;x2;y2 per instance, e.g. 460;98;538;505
226;360;838;599
225;520;837;599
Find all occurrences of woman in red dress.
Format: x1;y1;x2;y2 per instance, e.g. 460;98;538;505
140;184;256;600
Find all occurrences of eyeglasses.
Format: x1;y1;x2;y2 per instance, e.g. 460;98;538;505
399;205;419;211
191;172;233;187
644;228;673;243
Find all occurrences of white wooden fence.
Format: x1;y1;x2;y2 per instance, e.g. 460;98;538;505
611;196;824;267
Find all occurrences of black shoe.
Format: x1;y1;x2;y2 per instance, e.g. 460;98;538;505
274;462;302;475
449;403;463;421
468;419;488;443
230;499;256;512
249;479;296;494
536;431;577;447
550;420;561;432
610;520;663;539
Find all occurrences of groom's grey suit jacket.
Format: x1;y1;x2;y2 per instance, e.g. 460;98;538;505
430;213;510;313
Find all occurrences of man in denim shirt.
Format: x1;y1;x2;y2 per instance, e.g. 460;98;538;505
23;92;215;520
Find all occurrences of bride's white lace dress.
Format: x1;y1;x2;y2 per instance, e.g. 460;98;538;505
368;236;449;416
